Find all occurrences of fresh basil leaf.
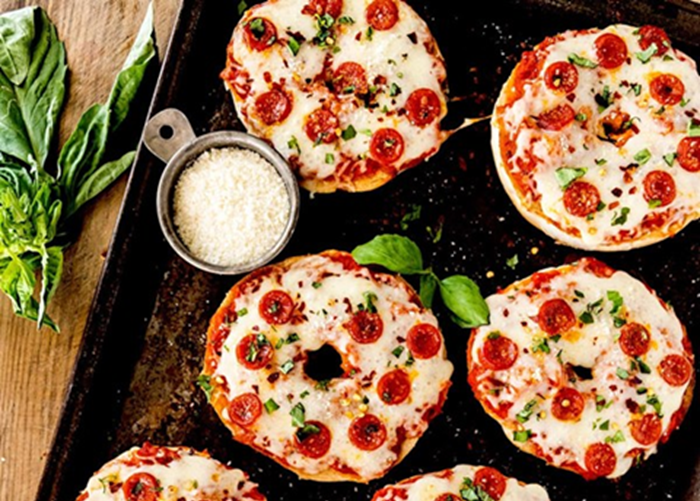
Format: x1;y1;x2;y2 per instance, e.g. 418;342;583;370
419;272;438;308
106;3;156;133
0;7;35;85
352;234;424;274
568;53;597;68
67;150;135;218
439;275;489;328
555;167;587;189
37;245;62;327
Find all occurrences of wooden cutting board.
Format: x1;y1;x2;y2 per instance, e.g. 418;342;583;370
0;1;180;500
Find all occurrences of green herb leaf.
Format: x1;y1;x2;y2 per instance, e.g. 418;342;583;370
67;151;135;217
516;399;538;423
635;43;658;63
280;359;295;374
634;149;652;165
555;167;587;189
605;430;626;443
389;82;402;97
264;398;279;413
290;402;306;427
513;429;532;442
237;0;248;15
688;120;700;137
663;152;676;167
400;204;421;230
338;16;355;25
352;234;424;274
611;207;631;226
342;124;357;141
648;199;662;209
196;374;213;400
439;275;490;328
607;290;623;315
288;37;301;56
616;367;629;380
599;419;610;431
532;337;551;354
506;254;518;270
392;346;404;358
568;53;598;68
419;272;438;309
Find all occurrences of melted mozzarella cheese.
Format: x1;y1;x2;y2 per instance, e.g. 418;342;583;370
372;464;550;501
469;260;693;479
227;0;448;191
209;253;453;480
493;25;700;250
78;446;263;501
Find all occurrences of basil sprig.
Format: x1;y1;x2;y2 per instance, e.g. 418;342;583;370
352;234;489;328
0;5;155;330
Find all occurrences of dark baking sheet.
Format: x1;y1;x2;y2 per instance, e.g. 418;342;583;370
36;0;700;500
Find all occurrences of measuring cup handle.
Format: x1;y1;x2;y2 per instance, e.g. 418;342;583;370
143;108;197;163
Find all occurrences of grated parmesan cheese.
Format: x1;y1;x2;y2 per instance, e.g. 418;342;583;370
173;147;290;267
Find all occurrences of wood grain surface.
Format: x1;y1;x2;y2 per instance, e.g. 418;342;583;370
0;1;180;500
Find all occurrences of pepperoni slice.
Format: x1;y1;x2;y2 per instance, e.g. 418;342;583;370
236;334;274;370
585;443;617;478
639;25;671;57
229;393;262;427
630;413;662;446
650;74;684;106
122;473;159;501
303;0;343;18
377;369;411;405
481;334;518;371
677;137;700;172
406;323;441;359
348;414;387;451
333;62;368;95
659;354;692;386
346;310;384;343
619;323;651;357
474;467;507;500
406;88;441;127
563;181;601;217
544;62;579;94
594;33;628;69
537;104;575;131
551;387;585;421
254;90;292;125
537;299;576;335
304;108;339;144
643;171;676;207
366;0;398;31
259;290;294;325
295;421;332;458
370;128;405;163
244;18;278;52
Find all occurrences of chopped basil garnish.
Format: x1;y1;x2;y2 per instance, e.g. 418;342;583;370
647;394;664;417
555;167;587;189
280;359;295;374
342;125;357;140
487;331;501;340
315;379;330;391
516;399;538;423
579;298;603;324
237;307;248;318
237;0;248;15
338;15;355;25
264;398;279;413
607;290;623;315
290;402;305;427
506;254;518;270
400;204;422;230
196;374;213;400
325;153;335;164
575;112;587;122
568;53;598;68
288;136;301;154
405;351;415;366
596;395;611;412
513;429;532;442
532;337;551;354
631;83;642;96
389;82;402;97
663;152;677;167
392;346;404;358
636;357;651;374
366;26;374;41
613;316;627;328
595;85;614;112
287;37;301;56
296;423;321;441
611;207;630;226
595;158;607;165
680;97;689;107
248;18;265;37
616;367;629;380
648;199;662;209
312;281;322;289
599;419;610;431
634;149;652;165
635;43;658;63
605;430;626;444
688;120;700;137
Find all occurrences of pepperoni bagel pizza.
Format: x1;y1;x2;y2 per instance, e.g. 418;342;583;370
201;251;453;482
75;444;265;501
468;258;694;479
492;24;700;250
371;464;550;501
222;0;449;192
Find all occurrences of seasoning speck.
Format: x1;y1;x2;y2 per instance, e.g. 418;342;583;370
173;147;290;267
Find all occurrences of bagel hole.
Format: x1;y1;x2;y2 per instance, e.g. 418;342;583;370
570;365;593;381
159;124;174;139
304;344;344;381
